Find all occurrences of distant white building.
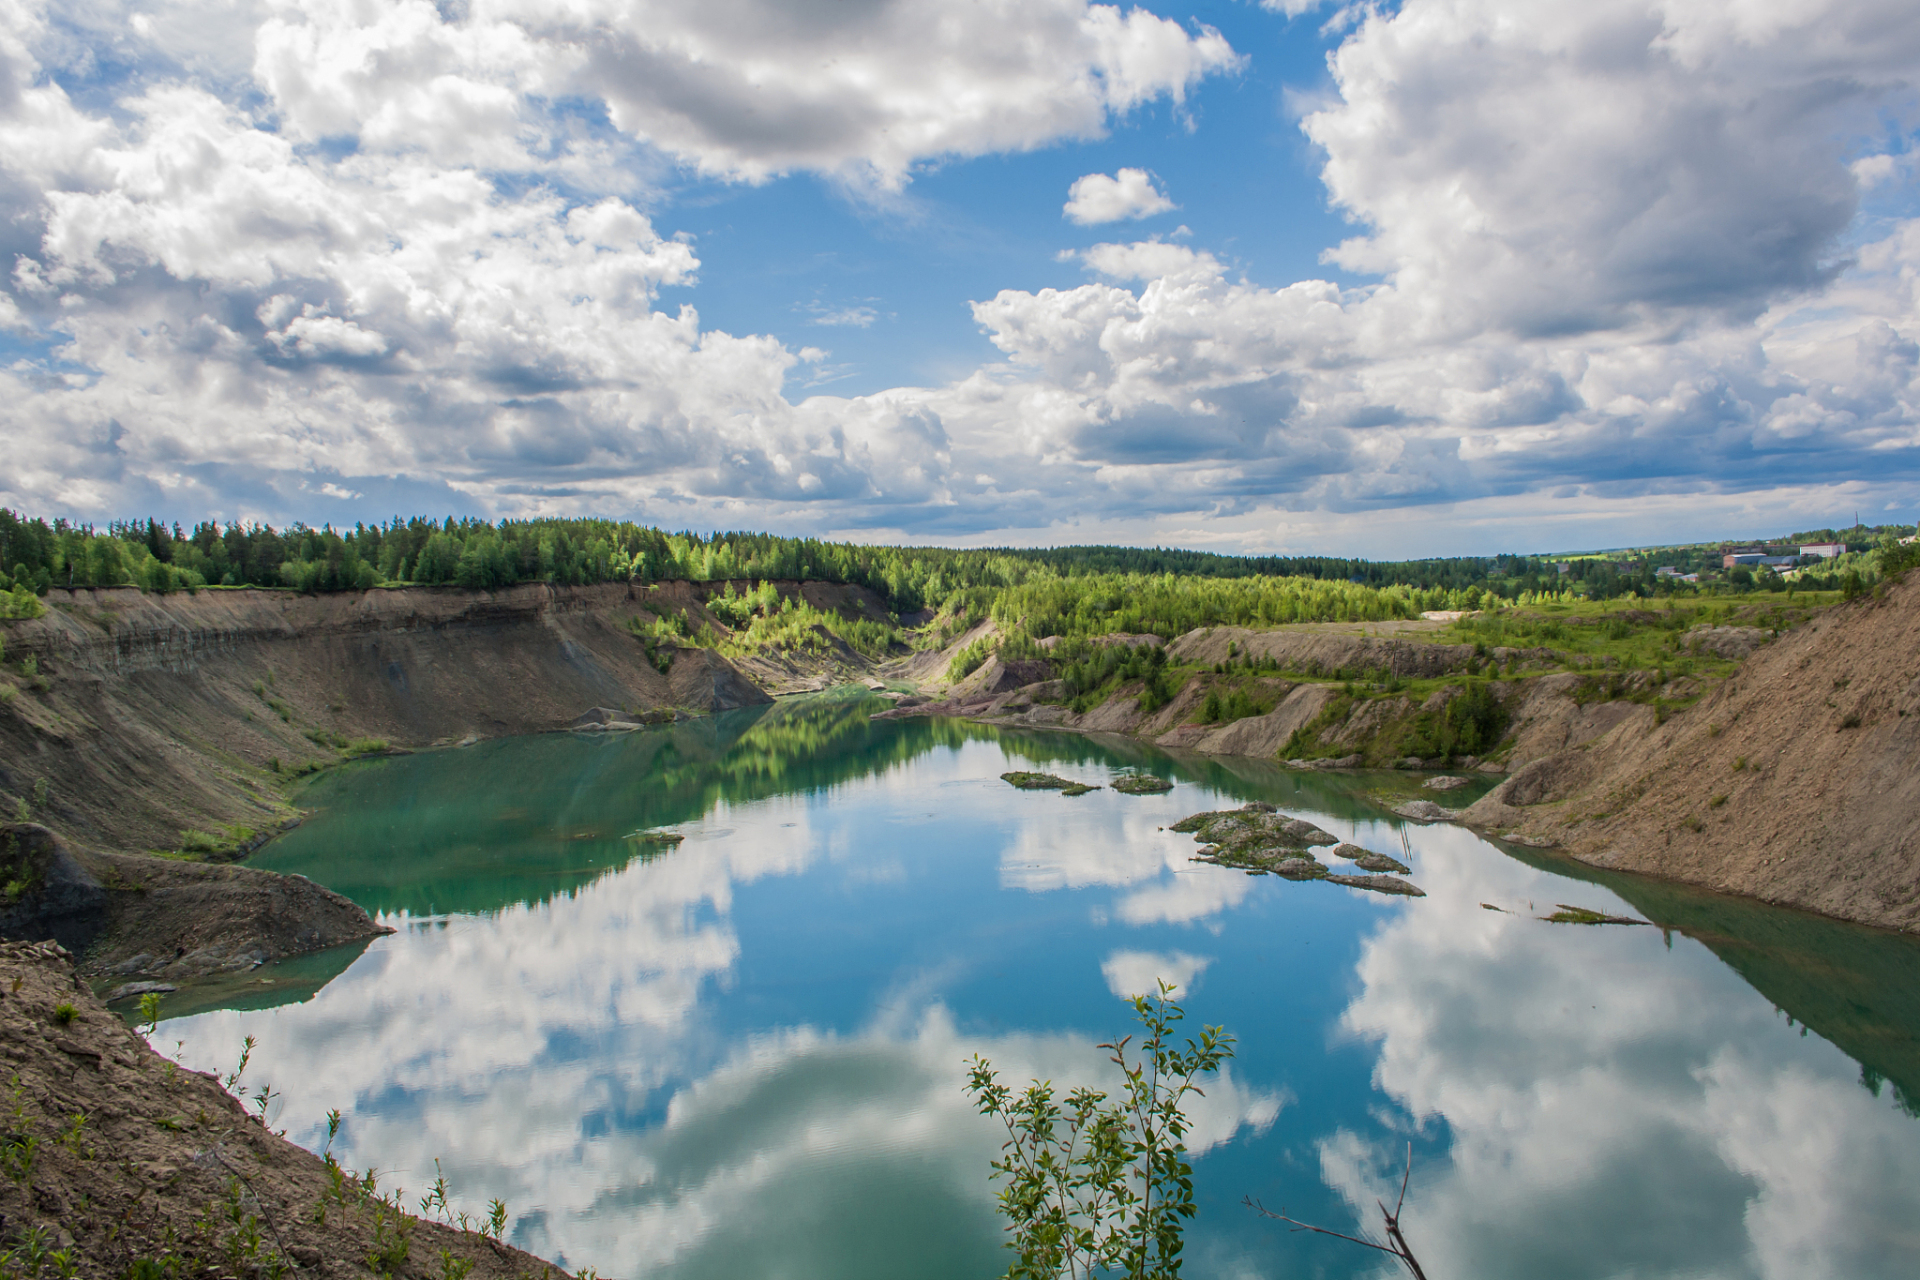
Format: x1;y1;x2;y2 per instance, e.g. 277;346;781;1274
1801;543;1845;558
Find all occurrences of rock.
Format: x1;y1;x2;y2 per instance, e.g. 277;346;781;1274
1175;807;1338;874
1283;754;1362;770
1332;843;1411;874
1269;858;1330;881
1110;773;1174;794
569;706;635;729
0;824;109;957
103;981;177;1003
1423;775;1471;791
1394;757;1424;770
1326;874;1426;897
1393;799;1460;822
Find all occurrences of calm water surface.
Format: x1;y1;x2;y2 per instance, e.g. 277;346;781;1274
156;692;1920;1279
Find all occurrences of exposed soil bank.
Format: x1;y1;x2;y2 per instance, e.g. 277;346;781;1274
886;599;1920;933
0;939;562;1279
0;582;770;856
0;823;389;986
1466;574;1920;933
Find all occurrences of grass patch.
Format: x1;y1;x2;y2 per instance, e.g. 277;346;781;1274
1543;904;1647;926
165;823;260;861
1001;771;1076;790
1445;597;1833;676
1193;683;1273;725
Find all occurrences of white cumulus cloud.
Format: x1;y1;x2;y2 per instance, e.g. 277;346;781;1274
1064;167;1177;225
0;0;1918;542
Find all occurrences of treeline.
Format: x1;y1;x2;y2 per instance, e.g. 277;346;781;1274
995;545;1555;593
2;510;1520;613
4;508;1909;629
0;511;1015;608
985;573;1475;639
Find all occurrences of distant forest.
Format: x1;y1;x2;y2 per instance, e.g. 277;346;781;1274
0;508;1903;623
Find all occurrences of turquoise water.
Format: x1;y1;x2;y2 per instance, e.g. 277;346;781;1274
156;692;1920;1278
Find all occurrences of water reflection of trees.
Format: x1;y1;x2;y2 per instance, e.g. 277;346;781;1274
260;694;995;915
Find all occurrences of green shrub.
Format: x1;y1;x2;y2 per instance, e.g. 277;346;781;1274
966;988;1231;1280
1196;686;1262;724
947;637;994;683
0;586;43;620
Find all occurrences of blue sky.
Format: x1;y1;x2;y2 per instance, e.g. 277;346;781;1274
2;0;1918;556
677;1;1358;399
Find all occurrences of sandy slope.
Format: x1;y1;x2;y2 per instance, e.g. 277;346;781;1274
1467;575;1920;932
0;583;768;854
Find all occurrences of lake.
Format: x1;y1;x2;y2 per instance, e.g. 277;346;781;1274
154;691;1920;1279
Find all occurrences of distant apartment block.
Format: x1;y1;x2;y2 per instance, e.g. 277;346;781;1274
1800;542;1846;558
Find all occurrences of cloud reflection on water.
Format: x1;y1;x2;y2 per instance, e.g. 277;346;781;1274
167;786;1284;1278
160;732;1920;1280
1323;825;1920;1280
997;794;1257;925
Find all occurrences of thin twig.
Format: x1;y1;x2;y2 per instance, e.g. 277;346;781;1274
1245;1140;1430;1280
1242;1198;1398;1255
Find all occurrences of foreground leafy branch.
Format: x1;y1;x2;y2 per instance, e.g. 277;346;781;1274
965;984;1232;1280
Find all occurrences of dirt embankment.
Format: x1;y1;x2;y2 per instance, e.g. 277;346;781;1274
0;823;389;984
0;582;770;857
1466;575;1920;932
879;610;1920;930
0;940;563;1280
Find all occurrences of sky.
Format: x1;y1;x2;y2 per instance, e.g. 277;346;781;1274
2;0;1918;557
